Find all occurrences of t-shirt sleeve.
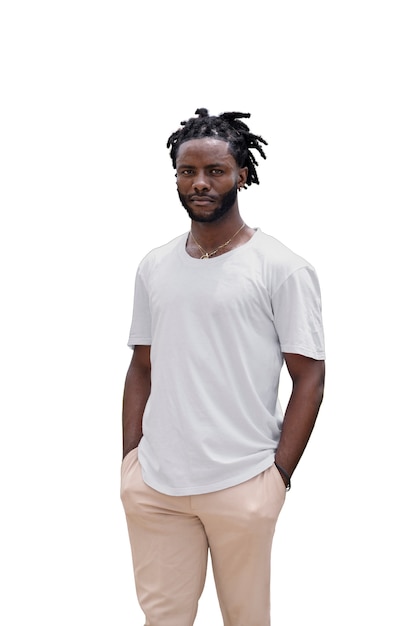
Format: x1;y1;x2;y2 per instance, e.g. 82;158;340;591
127;267;152;347
272;265;325;360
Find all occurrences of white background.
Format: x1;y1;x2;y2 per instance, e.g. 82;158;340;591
1;1;416;624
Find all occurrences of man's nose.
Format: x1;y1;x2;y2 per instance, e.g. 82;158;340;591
193;173;210;192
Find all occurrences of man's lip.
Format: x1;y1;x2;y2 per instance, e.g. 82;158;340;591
190;195;215;204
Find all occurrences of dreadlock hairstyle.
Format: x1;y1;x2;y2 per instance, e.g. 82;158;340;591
166;108;268;187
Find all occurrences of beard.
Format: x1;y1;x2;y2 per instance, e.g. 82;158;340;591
177;183;238;223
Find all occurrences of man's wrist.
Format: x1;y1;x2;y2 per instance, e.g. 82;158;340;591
274;461;292;491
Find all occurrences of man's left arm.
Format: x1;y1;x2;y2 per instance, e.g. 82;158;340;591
275;353;325;488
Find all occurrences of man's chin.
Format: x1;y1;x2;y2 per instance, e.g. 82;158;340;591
179;197;221;223
187;207;233;223
186;208;225;223
178;188;237;223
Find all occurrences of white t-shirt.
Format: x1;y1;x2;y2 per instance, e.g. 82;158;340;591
128;229;325;495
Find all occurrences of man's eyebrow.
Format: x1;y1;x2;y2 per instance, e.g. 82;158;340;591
177;162;227;168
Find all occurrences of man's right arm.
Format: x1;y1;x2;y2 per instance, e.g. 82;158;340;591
122;344;151;459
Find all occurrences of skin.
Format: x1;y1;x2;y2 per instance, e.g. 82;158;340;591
122;344;150;459
176;138;254;256
122;137;325;488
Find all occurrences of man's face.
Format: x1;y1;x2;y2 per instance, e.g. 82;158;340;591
175;138;248;223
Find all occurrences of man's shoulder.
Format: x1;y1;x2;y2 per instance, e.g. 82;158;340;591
254;229;312;270
139;233;187;269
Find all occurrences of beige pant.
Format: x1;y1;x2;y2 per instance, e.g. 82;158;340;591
121;448;286;626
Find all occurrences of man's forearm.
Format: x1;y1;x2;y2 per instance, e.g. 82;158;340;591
275;355;325;483
122;356;151;459
275;381;324;475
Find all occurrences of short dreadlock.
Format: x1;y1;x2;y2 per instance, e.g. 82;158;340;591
166;108;268;187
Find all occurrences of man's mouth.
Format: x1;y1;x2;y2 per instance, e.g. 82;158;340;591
190;195;215;204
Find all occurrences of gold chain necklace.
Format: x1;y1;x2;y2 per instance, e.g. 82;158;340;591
190;222;246;259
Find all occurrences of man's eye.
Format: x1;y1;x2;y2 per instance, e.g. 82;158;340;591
211;169;224;175
179;170;193;176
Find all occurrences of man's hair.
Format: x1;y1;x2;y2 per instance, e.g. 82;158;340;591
166;108;268;187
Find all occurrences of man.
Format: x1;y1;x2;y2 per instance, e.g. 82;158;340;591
121;108;325;626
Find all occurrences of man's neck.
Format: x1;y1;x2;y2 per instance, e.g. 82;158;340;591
187;213;255;260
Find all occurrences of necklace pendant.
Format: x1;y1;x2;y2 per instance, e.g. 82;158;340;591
190;222;246;261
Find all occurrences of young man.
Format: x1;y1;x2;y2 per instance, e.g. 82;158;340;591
121;108;325;626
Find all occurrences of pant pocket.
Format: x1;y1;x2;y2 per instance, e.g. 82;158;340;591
268;465;287;518
121;447;138;471
120;447;139;503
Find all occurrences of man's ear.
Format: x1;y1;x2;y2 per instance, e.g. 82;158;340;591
238;167;248;188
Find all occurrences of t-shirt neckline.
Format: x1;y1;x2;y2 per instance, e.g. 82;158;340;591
180;227;260;265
